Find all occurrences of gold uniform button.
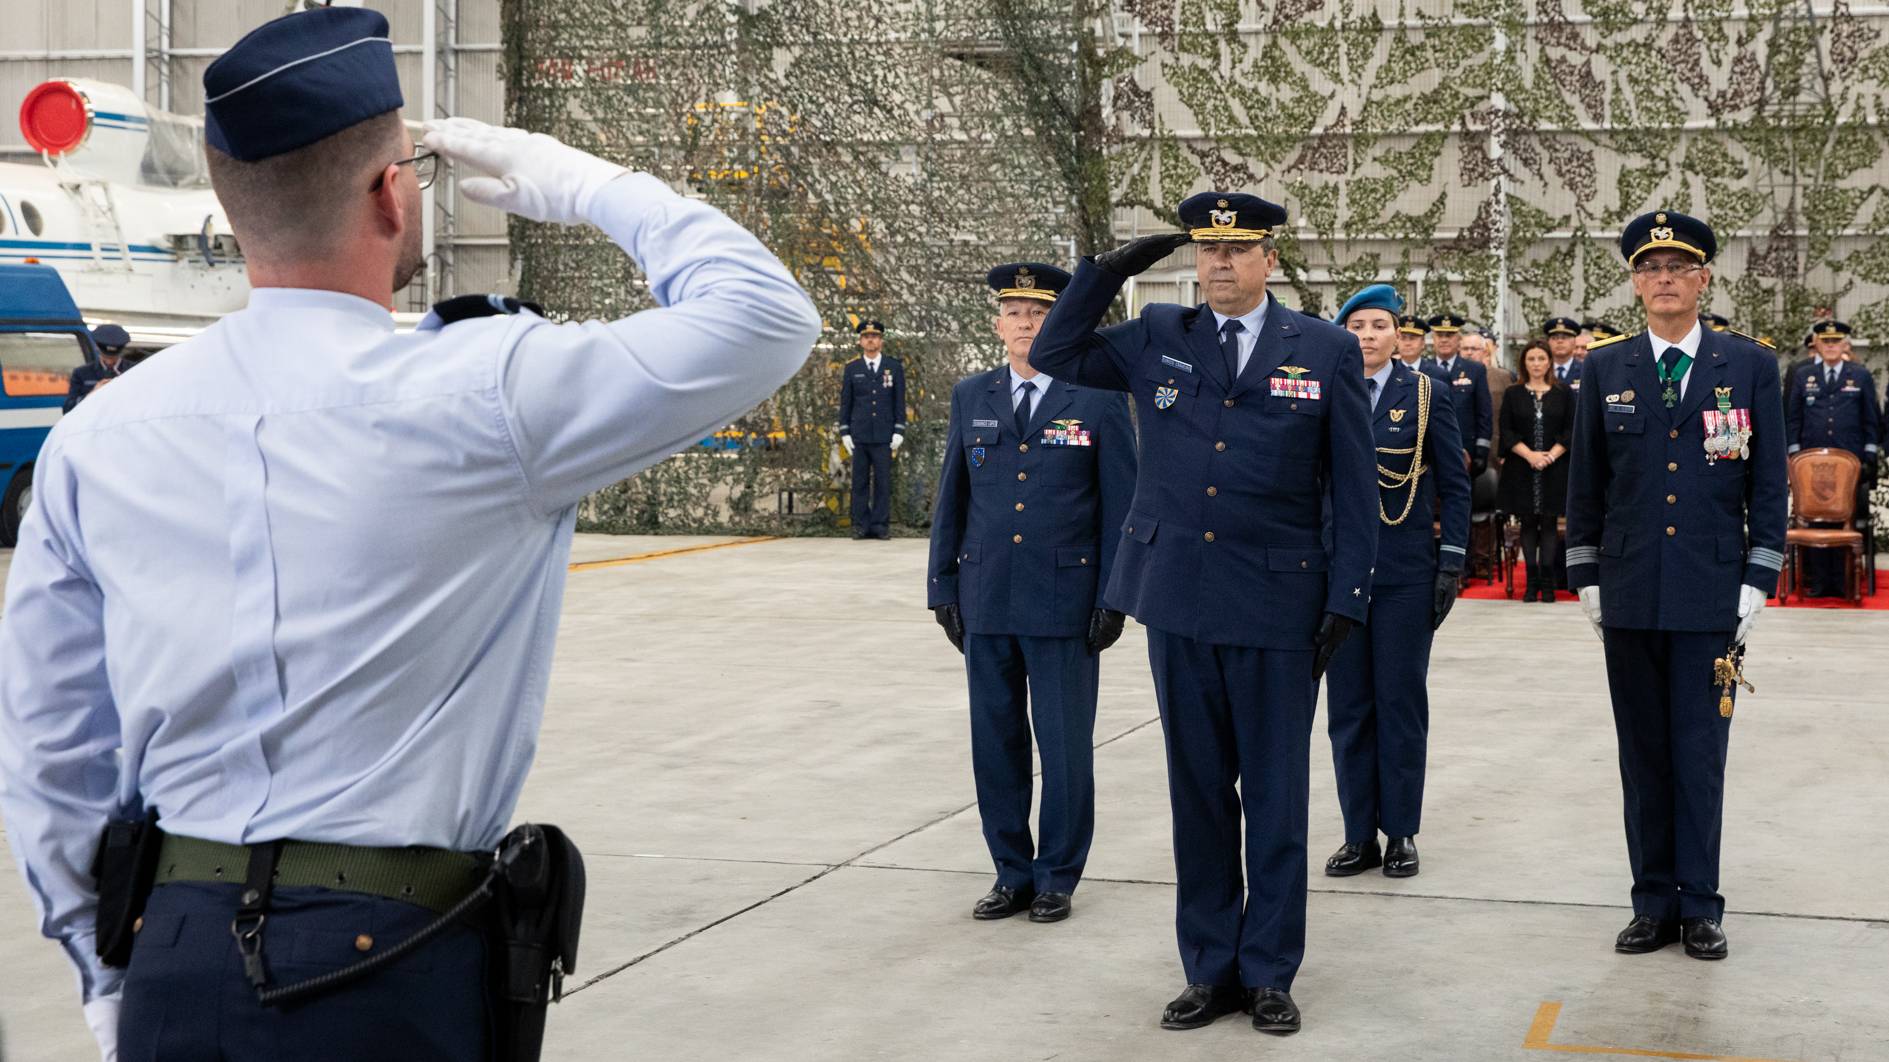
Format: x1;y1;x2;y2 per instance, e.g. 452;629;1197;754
355;934;374;952
1080;557;1088;565
1215;441;1227;452
1223;398;1235;408
1290;402;1299;410
1669;429;1680;439
1015;502;1025;512
1018;443;1029;453
1666;526;1676;536
1668;462;1679;472
1017;472;1027;481
1204;531;1216;542
1126;526;1134;535
133;917;144;934
1666;494;1677;504
1167;377;1176;384
1206;486;1218;497
1300;560;1309;569
1012;534;1023;544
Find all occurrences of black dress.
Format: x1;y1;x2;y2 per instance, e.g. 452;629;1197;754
1496;384;1573;516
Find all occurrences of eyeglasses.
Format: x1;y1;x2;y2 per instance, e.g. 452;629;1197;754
1631;260;1703;278
370;151;439;192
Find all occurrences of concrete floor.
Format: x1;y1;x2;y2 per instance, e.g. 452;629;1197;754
1;535;1885;1062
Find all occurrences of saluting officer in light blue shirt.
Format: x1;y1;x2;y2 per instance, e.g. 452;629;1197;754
0;8;820;1058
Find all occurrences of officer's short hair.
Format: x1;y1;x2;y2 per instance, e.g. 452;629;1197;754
206;110;408;261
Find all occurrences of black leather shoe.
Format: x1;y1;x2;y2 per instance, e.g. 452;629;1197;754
1383;836;1419;877
1251;988;1301;1035
1160;984;1249;1031
1028;892;1072;923
1524;585;1540;603
1682;918;1728;960
1324;840;1381;876
972;885;1033;920
1614;915;1680;953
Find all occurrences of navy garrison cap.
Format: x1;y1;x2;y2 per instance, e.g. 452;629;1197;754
1397;314;1429;336
854;320;885;335
1336;284;1403;325
1427;313;1466;333
1543;316;1580;337
1178;192;1286;243
203;7;403;162
1621;209;1716;265
90;324;130;351
987;262;1070;303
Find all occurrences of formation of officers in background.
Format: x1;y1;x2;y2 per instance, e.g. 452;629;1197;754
840;192;1843;1036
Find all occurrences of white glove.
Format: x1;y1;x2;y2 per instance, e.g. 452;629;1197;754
891;432;904;451
841;436;855;455
1578;586;1604;643
1735;584;1766;644
421;117;628;226
83;994;120;1062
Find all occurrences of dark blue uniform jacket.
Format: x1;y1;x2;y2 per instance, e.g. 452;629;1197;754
1372;360;1472;585
836;355;907;445
1786;358;1881;461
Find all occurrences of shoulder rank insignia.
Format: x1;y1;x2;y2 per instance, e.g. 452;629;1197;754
1727;328;1776;350
419;293;545;331
1154;385;1179;410
1588;332;1632;350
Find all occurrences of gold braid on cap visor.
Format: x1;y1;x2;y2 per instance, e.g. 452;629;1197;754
997;288;1058;302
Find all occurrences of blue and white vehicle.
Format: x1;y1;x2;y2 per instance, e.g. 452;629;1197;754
0;264;98;545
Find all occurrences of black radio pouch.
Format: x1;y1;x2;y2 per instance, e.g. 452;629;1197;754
92;809;164;968
489;823;587;1062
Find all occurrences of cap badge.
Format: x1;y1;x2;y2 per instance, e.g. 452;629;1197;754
1014;268;1036;290
1210;207;1238;229
1655;212;1668;224
1651;225;1674;241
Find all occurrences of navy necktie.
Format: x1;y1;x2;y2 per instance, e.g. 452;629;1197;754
1367;377;1379;411
1828;367;1838;388
1015;380;1036;437
1220;319;1245;382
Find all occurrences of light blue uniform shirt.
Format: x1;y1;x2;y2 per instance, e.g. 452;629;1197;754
0;172;820;1003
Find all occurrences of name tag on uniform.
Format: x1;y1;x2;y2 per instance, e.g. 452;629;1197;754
1161;355;1194;374
972;418;1000;428
1607;403;1636;413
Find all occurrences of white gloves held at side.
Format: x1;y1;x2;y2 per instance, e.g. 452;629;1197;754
841;436;855;455
891;433;904;452
421;117;628;226
83;993;120;1062
1577;584;1766;645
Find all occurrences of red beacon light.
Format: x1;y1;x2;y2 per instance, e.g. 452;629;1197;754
19;80;92;156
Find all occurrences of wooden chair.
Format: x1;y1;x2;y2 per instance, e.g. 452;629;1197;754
1784;448;1866;604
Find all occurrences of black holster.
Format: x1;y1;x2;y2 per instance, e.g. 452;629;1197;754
92;809;165;968
488;823;586;1062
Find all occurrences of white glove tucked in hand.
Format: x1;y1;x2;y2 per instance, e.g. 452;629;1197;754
1735;584;1766;644
1578;586;1604;643
891;432;904;452
841;436;855;455
421;117;628;226
83;993;121;1062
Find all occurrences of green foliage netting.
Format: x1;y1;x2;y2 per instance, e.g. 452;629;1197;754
502;0;1889;535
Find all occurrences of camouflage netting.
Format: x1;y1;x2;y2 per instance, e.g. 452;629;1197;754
501;0;1889;535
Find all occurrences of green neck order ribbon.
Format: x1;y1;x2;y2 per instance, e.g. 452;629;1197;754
1657;351;1693;408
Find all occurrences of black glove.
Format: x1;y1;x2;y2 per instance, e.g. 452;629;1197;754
1311;612;1358;683
1094;233;1191;278
1086;608;1126;655
1470;448;1489;478
933;604;965;655
1432;571;1459;630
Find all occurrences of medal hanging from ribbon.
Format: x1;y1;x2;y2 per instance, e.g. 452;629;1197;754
1657;351;1693;408
1701;388;1750;463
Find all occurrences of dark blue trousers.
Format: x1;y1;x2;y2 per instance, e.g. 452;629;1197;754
1148;628;1313;992
850;442;891;534
1325;579;1434;843
119;882;488;1061
1601;628;1735;922
965;632;1098;894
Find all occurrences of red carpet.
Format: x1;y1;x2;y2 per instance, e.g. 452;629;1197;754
1456;572;1889;610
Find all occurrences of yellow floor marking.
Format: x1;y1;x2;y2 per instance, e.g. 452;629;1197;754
1523;1001;1799;1062
567;536;780;572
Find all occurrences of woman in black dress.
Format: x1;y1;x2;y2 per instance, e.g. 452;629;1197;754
1497;340;1574;601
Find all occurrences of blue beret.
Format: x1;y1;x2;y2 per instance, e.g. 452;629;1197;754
203;7;403;162
1336;284;1403;325
90;324;130;350
1178;192;1286;243
1621;209;1716;265
987;262;1070;303
1543;316;1580;336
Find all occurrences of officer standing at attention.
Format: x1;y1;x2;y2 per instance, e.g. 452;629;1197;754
837;320;907;539
927;263;1136;924
62;324;133;412
1423;312;1493;475
0;8;820;1058
1030;192;1377;1036
1395;314;1429;368
1785;320;1880;596
1322;285;1470;880
1566;210;1786;962
1545;316;1584;391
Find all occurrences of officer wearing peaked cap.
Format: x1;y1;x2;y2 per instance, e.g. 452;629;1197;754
1422;313;1493;475
927;263;1136;925
1566;209;1786;963
1321;286;1470;882
837;319;907;538
1545;316;1584;391
1030;191;1377;1036
1395;314;1429;368
63;324;134;412
1785;319;1879;596
0;6;820;1058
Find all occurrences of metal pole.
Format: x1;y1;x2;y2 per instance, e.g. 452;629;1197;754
422;0;438;304
1491;20;1510;360
130;0;145;101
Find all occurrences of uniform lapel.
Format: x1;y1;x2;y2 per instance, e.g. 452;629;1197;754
1184;306;1234;394
1673;328;1728;427
1375;363;1409;428
1622;333;1668;428
983;368;1014;431
1233;296;1293;399
1026;377;1076;438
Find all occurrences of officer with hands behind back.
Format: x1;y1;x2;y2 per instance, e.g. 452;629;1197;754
1030;192;1377;1037
927;263;1136;926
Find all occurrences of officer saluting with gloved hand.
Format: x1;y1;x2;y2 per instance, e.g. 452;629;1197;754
1030;192;1376;1037
927;263;1136;926
1566;209;1786;963
0;7;819;1060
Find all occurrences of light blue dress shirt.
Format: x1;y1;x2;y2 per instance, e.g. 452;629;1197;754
1366;359;1395;412
1209;298;1270;375
0;172;820;1003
